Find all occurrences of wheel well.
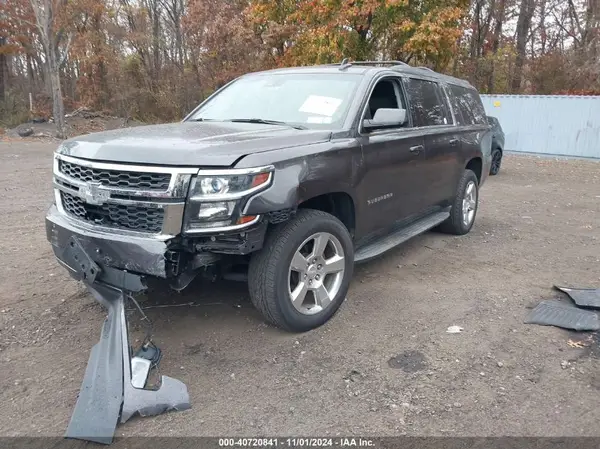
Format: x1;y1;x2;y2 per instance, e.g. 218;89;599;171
298;192;355;235
466;157;482;184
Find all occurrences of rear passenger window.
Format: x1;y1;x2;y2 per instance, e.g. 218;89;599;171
448;85;487;125
403;78;451;127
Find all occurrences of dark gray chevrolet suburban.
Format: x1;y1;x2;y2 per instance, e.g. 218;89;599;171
46;61;493;332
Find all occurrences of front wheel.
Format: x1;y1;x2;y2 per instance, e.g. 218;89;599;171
248;209;354;332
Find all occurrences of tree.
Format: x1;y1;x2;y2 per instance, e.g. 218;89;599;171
486;0;507;92
511;0;535;92
29;0;71;137
0;38;5;101
248;0;469;70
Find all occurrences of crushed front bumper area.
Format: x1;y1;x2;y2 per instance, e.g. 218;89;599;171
46;204;170;291
46;204;269;291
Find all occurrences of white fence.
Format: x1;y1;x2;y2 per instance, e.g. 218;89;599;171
481;95;600;159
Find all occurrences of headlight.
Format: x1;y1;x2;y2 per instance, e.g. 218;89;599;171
192;172;271;198
183;167;273;232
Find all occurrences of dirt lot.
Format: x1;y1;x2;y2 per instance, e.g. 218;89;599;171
0;140;599;440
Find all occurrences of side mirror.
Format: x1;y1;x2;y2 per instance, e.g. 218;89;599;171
363;108;407;131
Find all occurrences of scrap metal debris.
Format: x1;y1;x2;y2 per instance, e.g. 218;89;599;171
554;286;600;309
525;299;600;331
65;283;190;445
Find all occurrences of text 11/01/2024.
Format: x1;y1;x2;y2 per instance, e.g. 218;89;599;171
218;438;376;447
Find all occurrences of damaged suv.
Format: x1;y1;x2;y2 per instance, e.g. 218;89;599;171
46;61;492;332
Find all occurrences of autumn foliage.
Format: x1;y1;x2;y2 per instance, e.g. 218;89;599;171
247;0;468;68
0;0;598;128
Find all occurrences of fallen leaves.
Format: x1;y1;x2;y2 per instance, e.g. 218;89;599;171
567;335;593;348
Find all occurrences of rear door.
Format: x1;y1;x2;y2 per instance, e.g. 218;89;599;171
446;84;493;183
402;77;462;208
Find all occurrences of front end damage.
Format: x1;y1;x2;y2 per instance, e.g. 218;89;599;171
46;152;274;443
47;205;167;291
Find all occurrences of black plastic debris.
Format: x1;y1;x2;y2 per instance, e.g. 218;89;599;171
525;299;600;331
554;286;600;309
65;283;190;445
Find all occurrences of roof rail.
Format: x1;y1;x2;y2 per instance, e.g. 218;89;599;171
334;59;410;70
416;66;435;72
349;60;410;67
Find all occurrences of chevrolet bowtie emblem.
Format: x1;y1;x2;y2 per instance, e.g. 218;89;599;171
79;181;110;205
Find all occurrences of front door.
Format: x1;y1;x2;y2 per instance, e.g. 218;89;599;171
354;76;429;238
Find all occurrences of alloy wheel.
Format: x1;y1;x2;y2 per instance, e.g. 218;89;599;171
287;232;346;315
461;181;477;227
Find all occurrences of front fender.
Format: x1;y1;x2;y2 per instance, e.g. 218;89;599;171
241;140;360;216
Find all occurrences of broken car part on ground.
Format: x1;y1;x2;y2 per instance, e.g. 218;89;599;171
554;286;600;309
525;286;600;332
55;235;190;444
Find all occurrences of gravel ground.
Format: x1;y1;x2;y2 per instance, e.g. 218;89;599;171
0;140;599;441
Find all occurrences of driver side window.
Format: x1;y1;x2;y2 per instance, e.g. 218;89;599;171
364;78;407;124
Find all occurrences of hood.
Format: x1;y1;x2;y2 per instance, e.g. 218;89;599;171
57;122;333;166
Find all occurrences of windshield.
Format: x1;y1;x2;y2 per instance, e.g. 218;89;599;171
188;73;363;129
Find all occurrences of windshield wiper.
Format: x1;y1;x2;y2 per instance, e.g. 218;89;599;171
227;118;307;130
188;117;219;122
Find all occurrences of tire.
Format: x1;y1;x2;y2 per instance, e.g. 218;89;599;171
437;169;479;235
489;148;502;175
248;209;354;332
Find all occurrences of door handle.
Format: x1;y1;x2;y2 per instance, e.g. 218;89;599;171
409;145;424;154
449;139;459;146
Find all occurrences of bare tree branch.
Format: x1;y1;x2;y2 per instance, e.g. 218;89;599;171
567;0;584;39
58;32;72;68
552;11;581;45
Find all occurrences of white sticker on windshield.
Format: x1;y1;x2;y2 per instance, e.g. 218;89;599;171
306;116;332;124
299;95;342;117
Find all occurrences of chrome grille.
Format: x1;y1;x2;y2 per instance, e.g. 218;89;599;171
61;191;164;233
59;159;171;191
53;154;197;236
